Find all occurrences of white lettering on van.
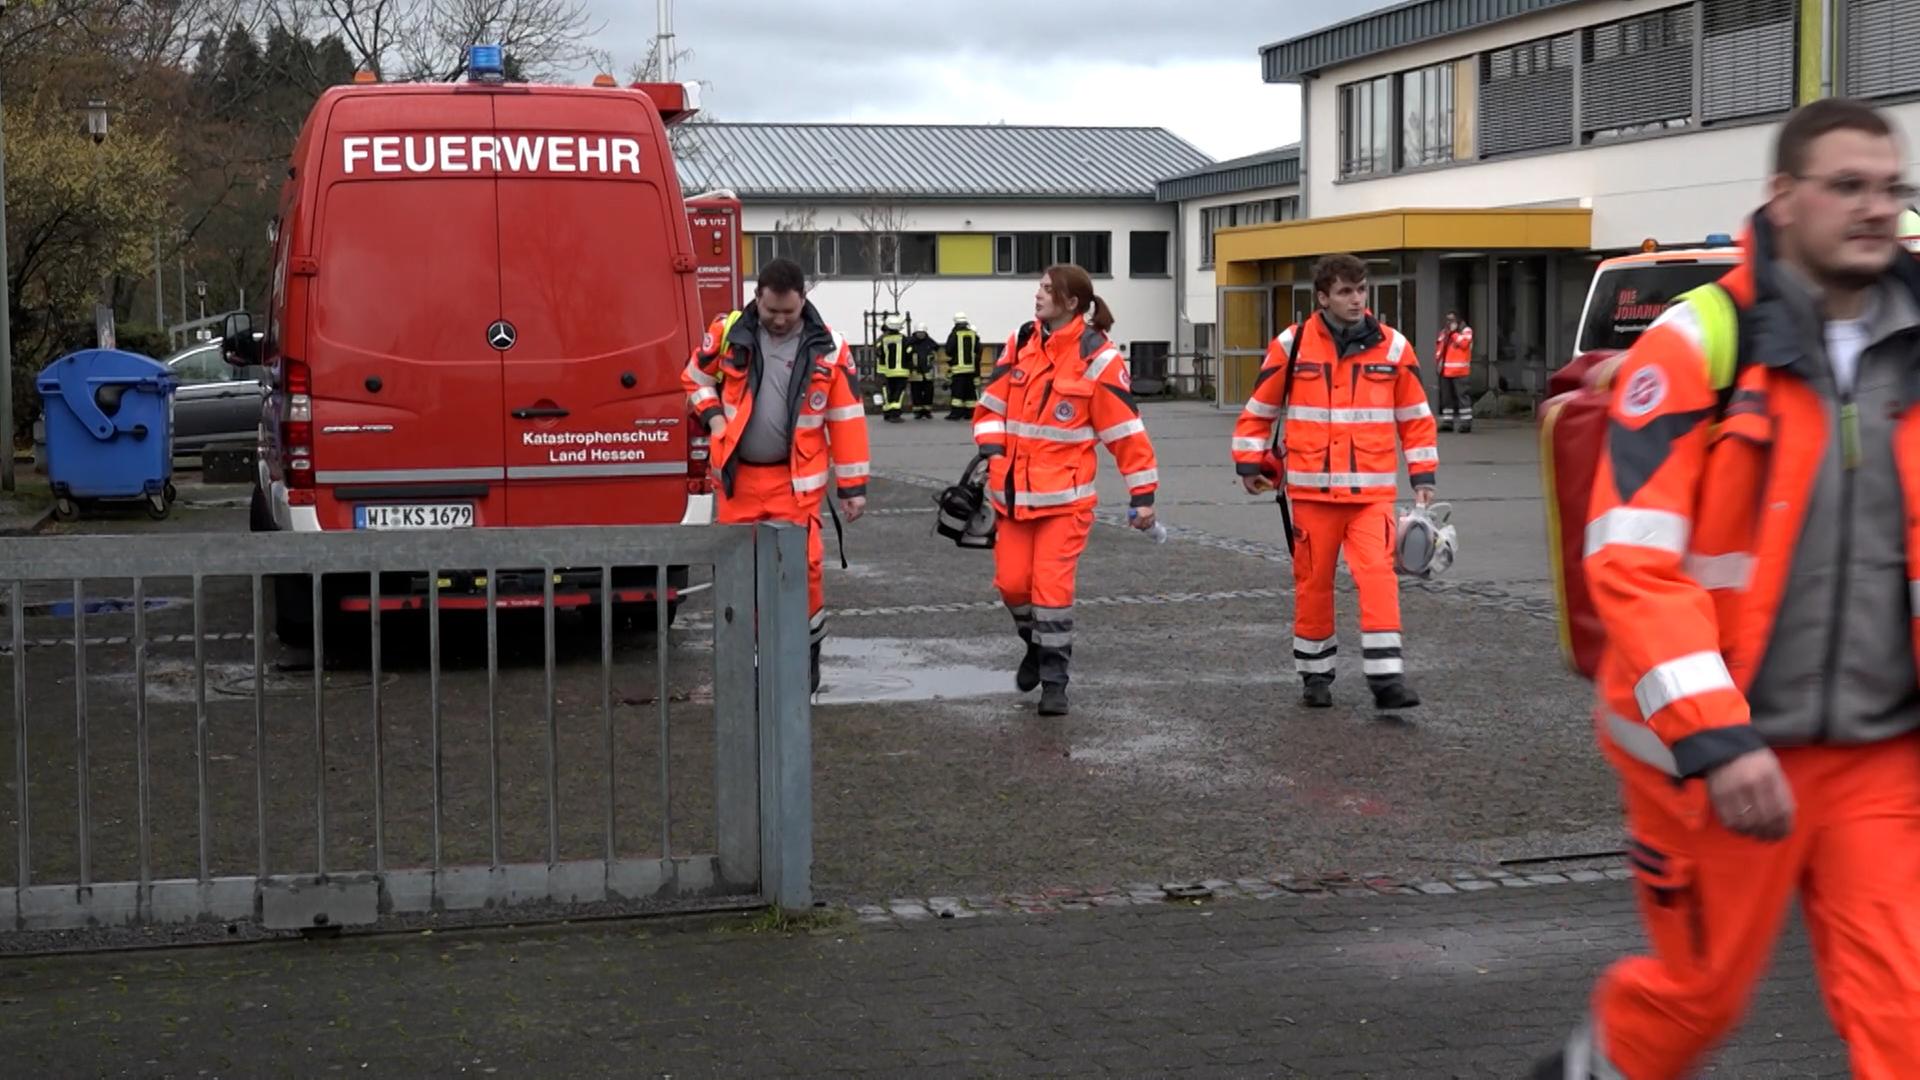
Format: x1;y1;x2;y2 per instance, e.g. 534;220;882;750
500;136;546;172
342;137;372;174
438;134;468;172
470;135;500;173
548;138;576;172
404;136;435;172
373;136;402;173
578;138;609;173
612;139;641;175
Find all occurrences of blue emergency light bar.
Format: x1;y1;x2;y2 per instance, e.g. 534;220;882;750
1704;233;1733;246
468;44;505;82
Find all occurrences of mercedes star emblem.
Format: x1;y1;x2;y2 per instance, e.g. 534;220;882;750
487;320;517;351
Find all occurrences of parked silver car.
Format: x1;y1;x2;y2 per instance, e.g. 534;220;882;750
163;339;267;456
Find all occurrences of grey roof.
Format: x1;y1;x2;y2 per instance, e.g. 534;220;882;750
674;123;1214;202
1261;0;1584;82
1156;145;1300;203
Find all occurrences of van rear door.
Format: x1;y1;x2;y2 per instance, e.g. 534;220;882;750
308;92;507;528
493;91;696;526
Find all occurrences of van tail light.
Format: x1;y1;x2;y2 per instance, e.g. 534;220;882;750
283;359;315;492
687;414;714;495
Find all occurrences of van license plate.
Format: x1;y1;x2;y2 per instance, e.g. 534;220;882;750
355;504;475;530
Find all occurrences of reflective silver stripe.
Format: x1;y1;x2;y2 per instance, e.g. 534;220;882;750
1363;657;1404;676
690;386;719;406
1244;399;1283;419
1233;437;1269;453
506;463;685;479
1086;347;1123;382
825;404;864;421
980;392;1009;415
1295;636;1334;653
1634;651;1735;718
1585;507;1689;559
1099;419;1146;443
810;609;828;629
1604;712;1679;776
724;403;739;420
1684;551;1754;592
834;462;871;480
316;467;504;484
1287;470;1398;488
1405;446;1439;465
1394;402;1431;421
974;420;1007;438
1361;632;1401;649
1007;421;1096;443
1289;406;1395;424
1386;331;1409;363
1296;654;1336;675
685;363;718;388
791;471;829;493
1123;468;1159;488
795;414;825;429
1274;328;1296;352
1014;483;1099;508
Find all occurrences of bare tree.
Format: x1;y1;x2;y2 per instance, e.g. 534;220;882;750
768;209;819;279
854;202;920;322
262;0;601;82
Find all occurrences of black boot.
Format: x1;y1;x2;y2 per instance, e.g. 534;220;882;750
810;641;822;694
1302;681;1334;708
1370;678;1421;710
1016;642;1041;692
1038;682;1069;716
1529;1051;1566;1079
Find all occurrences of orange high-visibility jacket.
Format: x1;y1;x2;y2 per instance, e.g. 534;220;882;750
973;316;1159;518
1231;313;1439;503
682;302;871;504
1436;326;1474;378
1585;224;1920;780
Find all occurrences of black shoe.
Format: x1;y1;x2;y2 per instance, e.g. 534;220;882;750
884;414;904;424
1016;645;1041;692
1038;683;1069;716
1458;423;1473;434
1371;681;1421;710
1440;420;1454;433
1303;683;1333;708
1529;1050;1568;1079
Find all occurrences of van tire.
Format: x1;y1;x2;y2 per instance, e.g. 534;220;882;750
273;573;315;650
248;485;274;533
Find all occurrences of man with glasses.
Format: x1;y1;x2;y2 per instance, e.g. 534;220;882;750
1535;98;1920;1079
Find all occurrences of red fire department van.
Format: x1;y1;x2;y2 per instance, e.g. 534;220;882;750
231;55;719;646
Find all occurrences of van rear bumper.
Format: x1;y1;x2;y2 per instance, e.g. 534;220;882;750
268;482;715;531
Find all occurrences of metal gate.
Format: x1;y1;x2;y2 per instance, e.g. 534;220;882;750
0;523;811;934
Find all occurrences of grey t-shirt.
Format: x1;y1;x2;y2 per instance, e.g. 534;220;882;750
735;327;804;464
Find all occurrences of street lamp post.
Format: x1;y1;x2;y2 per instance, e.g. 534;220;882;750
86;101;112;351
0;0;16;491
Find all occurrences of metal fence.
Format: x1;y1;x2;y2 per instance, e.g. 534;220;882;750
0;523;811;934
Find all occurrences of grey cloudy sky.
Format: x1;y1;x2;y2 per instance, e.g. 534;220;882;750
583;1;1400;161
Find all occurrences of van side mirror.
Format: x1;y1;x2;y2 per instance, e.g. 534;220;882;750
223;312;259;366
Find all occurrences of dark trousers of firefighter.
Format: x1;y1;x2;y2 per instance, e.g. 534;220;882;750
910;374;934;417
947;371;976;418
882;376;910;420
1290;499;1402;688
1437;376;1472;429
1590;734;1920;1080
717;463;827;648
994;509;1092;687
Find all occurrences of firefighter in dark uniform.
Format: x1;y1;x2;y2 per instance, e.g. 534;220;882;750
876;316;909;423
944;313;980;420
909;328;938;419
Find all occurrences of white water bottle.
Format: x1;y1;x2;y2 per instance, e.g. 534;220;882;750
1129;508;1168;544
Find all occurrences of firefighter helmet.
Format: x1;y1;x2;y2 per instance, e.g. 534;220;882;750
934;453;996;549
1394;502;1457;579
883;315;903;332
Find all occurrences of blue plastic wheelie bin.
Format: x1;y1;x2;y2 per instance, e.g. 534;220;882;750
36;349;178;520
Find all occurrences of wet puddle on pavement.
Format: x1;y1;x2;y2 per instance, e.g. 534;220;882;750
813;637;1004;705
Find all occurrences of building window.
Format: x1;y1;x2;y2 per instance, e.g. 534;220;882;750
1053;234;1075;267
839;233;878;277
1704;0;1796;122
1340;75;1393;177
1016;234;1047;275
1071;232;1113;275
814;234;839;277
1581;6;1696;142
1129;341;1171;384
1200;200;1297;268
994;234;1016;275
1479;33;1576;157
1400;63;1456;168
898;233;938;276
1130;231;1170;277
754;235;777;270
1843;0;1920;101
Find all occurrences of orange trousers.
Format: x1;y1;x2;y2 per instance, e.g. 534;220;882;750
718;463;826;644
1290;499;1401;684
1589;734;1920;1079
994;509;1092;686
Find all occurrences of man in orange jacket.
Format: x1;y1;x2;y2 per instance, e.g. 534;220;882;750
1434;310;1474;432
683;258;871;693
1535;98;1920;1080
1231;253;1438;711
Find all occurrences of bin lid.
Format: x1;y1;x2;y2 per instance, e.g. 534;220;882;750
35;349;176;442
